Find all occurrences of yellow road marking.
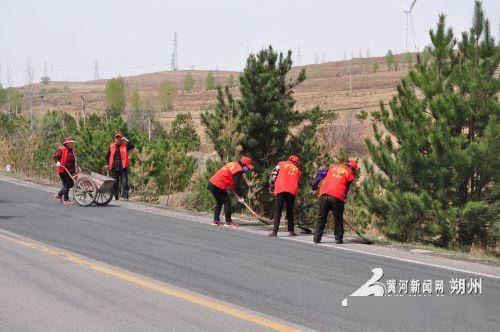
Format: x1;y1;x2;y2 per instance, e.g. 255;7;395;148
0;232;301;332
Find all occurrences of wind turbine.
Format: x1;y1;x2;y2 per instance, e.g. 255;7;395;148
396;0;418;53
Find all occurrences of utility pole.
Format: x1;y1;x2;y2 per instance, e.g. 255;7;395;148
147;109;151;140
94;60;99;80
297;47;301;66
80;96;86;126
29;96;33;129
171;32;179;71
349;69;352;97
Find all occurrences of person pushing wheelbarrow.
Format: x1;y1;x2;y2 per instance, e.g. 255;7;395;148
54;137;78;205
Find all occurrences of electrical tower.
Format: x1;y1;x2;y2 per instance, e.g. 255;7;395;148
171;32;179;71
43;62;48;78
94;60;99;80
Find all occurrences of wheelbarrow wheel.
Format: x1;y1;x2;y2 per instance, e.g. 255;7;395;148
73;176;97;207
94;190;114;206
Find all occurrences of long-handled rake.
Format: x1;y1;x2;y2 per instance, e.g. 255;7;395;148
344;218;374;245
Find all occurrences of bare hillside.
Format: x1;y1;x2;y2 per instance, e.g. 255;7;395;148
7;53;415;157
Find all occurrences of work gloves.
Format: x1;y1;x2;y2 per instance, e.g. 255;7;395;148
56;162;61;167
238;197;245;204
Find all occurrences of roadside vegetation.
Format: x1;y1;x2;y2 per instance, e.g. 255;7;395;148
0;2;497;255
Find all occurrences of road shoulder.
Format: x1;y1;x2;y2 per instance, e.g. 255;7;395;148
1;172;498;279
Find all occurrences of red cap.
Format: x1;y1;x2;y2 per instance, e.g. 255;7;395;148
347;159;358;174
289;155;300;164
63;137;75;145
240;156;255;170
114;133;123;138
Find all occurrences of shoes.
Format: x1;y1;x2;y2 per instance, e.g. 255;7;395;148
289;231;298;237
114;196;119;201
335;239;344;244
211;221;223;226
268;231;278;237
224;221;239;227
313;237;321;244
123;198;129;202
63;200;72;205
55;194;62;201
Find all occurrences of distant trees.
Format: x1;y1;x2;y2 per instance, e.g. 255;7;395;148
405;52;413;66
226;74;234;88
105;77;126;114
158;80;177;111
205;71;215;90
0;84;6;106
183;72;195;92
371;62;380;73
128;90;147;131
385;50;394;70
9;89;23;114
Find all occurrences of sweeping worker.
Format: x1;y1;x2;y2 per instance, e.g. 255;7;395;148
208;156;256;227
311;160;358;244
268;155;301;237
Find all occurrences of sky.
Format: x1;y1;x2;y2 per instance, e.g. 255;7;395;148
1;0;499;86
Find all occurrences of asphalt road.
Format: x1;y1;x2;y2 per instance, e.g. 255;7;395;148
0;178;499;331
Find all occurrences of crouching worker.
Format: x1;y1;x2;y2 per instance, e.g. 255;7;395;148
54;137;77;205
105;133;134;201
208;156;256;227
268;155;301;237
311;160;358;244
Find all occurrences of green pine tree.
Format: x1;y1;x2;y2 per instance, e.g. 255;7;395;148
385;50;394;71
201;85;242;161
158;80;177;111
184;72;195;92
237;46;333;221
105;77;126;115
361;2;499;248
205;71;215;90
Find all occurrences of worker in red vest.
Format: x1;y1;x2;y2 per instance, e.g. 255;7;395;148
268;155;302;237
54;137;77;205
311;160;358;244
105;133;135;201
208;156;256;227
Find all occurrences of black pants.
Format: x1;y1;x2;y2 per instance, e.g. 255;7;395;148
314;194;345;242
112;168;129;199
208;182;232;222
58;172;74;201
273;192;296;232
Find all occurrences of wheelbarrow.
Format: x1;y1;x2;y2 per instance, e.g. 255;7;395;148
61;165;116;207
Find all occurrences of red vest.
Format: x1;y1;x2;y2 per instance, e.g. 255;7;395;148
319;164;355;201
274;160;301;196
210;161;243;190
57;146;69;174
108;142;130;169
